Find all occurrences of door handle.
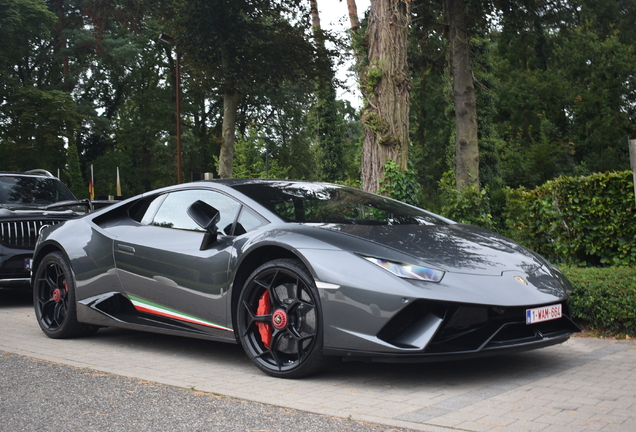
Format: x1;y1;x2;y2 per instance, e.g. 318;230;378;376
117;244;135;254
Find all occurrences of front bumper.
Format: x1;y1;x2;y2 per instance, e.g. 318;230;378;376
324;299;580;362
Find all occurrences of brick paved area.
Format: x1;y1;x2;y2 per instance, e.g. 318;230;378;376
1;293;634;431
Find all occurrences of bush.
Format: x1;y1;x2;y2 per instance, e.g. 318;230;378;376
504;171;636;266
562;266;636;337
438;171;495;230
378;159;421;206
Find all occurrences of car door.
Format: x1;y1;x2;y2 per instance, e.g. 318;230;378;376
113;189;241;340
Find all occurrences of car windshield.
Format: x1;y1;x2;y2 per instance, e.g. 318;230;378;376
0;176;76;206
232;182;448;226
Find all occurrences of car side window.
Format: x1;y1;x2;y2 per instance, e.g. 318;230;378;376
149;190;241;235
234;207;266;236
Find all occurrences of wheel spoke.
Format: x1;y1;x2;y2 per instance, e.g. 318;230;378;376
294;335;313;363
253;278;270;290
287;321;317;340
45;274;57;291
41;300;56;325
268;330;287;370
53;302;66;326
284;280;313;312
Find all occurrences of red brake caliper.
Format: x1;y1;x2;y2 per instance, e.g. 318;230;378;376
256;291;272;349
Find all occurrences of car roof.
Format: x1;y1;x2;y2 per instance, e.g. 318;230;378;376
193;178;341;188
0;170;57;178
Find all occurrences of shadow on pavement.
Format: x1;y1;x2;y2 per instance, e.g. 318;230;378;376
0;288;32;307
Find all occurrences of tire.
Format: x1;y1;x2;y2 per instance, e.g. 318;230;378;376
33;251;98;339
236;259;332;378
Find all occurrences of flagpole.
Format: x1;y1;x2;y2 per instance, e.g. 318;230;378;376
89;164;95;200
116;167;122;197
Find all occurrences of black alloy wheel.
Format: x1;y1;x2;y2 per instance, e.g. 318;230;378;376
237;259;331;378
33;251;97;339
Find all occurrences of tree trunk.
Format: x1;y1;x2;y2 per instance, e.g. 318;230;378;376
361;0;411;193
346;0;365;83
346;0;369;91
446;0;479;189
217;34;241;179
57;1;69;76
218;89;240;178
346;0;360;29
309;0;321;28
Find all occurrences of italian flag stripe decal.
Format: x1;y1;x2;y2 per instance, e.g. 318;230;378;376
128;295;233;332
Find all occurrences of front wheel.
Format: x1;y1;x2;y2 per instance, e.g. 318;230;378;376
237;259;332;378
33;251;98;339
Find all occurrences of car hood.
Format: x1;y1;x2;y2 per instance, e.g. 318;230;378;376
320;223;548;276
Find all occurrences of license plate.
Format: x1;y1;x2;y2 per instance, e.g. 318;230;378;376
526;303;562;324
24;259;33;271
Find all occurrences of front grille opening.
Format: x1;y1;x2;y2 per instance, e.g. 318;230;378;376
0;220;63;248
377;300;446;345
377;300;578;352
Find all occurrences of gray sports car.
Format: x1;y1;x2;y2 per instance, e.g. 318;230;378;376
31;179;580;378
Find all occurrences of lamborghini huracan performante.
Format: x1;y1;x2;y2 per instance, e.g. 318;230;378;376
31;180;580;378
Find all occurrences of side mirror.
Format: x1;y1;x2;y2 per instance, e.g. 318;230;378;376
187;200;221;250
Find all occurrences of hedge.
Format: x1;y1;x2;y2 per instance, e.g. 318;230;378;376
562;266;636;336
504;171;636;266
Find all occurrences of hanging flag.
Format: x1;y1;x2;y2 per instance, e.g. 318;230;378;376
116;167;122;197
89;164;95;200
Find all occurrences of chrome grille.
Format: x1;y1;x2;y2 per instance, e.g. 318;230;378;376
0;220;61;248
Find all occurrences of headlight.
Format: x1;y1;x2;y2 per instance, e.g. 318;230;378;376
361;256;445;282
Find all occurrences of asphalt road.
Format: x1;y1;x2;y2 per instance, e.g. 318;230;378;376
0;351;407;432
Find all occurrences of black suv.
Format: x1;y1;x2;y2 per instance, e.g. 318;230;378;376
0;170;87;289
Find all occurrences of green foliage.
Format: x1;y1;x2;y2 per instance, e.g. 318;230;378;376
378;159;420;206
362;61;383;95
499;114;576;189
309;87;346;182
504;171;636;266
409;70;453;209
65;143;86;199
493;0;636;180
557;22;636;172
0;0;56;68
0;87;81;172
232;134;291;179
438;171;494;229
562;266;636;337
92;150;138;198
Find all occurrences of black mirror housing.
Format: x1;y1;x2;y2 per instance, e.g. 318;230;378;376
187;200;221;250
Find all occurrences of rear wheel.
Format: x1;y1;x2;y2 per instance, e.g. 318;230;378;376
33;252;98;339
237;259;331;378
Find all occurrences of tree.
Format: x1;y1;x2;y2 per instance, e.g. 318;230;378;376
309;0;346;182
493;0;636;185
0;0;81;172
160;0;318;178
65;142;85;198
446;0;479;189
360;0;412;193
